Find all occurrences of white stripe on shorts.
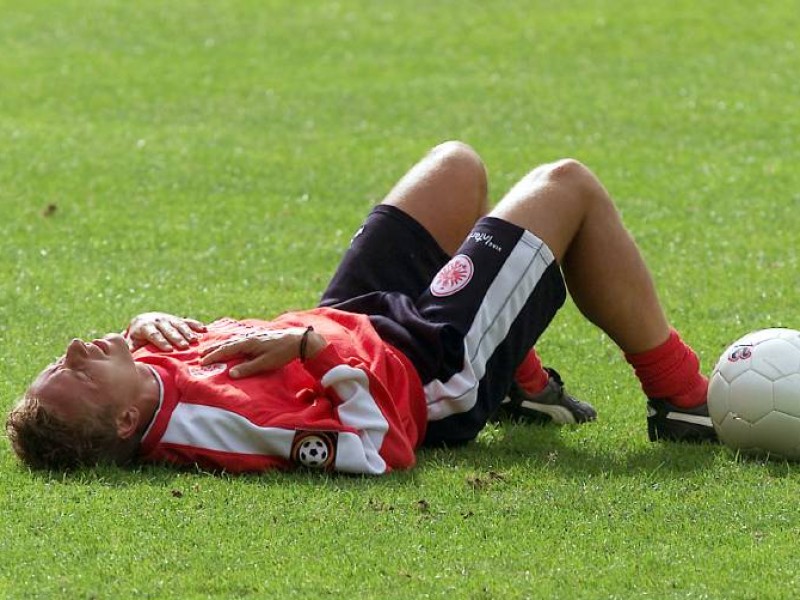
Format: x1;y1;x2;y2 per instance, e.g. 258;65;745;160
424;230;555;421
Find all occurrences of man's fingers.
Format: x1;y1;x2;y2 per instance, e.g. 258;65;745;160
139;324;172;351
155;320;190;350
198;335;298;376
184;318;207;333
229;355;273;379
171;320;200;346
201;340;247;364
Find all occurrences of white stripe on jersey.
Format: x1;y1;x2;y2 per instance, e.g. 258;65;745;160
424;230;554;421
156;364;390;475
322;365;389;475
161;403;296;457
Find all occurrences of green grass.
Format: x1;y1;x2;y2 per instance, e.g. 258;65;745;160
2;0;800;597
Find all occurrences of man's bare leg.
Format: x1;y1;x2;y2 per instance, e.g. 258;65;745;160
491;158;714;441
491;158;669;354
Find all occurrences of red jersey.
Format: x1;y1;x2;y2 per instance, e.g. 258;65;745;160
134;308;427;475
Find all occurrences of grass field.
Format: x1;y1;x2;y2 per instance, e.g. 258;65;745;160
2;0;800;597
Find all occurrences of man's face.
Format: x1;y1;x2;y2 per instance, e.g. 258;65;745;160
29;333;140;427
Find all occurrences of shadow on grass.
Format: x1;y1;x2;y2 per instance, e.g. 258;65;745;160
417;422;720;478
19;456;414;489
725;449;800;478
17;422;800;489
22;462;198;487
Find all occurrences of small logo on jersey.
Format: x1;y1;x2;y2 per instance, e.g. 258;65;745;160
727;346;753;362
431;254;474;297
188;363;228;379
291;431;337;469
350;226;365;245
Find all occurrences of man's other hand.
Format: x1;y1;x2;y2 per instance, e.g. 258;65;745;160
126;312;207;351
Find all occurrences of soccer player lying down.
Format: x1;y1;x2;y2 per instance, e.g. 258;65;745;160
6;142;717;475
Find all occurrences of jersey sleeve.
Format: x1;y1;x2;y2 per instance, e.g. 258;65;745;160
300;344;416;475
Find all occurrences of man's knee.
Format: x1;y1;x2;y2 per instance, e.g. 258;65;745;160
427;140;488;199
525;158;610;212
530;158;593;189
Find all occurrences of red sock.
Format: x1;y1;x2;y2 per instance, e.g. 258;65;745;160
515;348;550;395
624;330;708;408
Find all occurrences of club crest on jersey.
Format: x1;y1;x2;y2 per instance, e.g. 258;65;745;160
727;346;753;362
430;254;474;297
188;363;228;379
291;431;337;469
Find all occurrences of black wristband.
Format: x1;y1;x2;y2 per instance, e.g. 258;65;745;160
299;326;314;362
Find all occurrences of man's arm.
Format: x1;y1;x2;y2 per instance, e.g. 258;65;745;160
199;328;326;377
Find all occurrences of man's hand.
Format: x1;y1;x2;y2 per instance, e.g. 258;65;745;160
126;312;207;351
200;328;327;378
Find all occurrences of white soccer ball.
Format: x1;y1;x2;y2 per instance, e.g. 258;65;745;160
708;328;800;459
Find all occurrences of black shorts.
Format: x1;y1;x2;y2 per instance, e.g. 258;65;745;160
320;205;566;446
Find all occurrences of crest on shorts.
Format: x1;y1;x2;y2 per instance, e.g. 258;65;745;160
431;254;474;297
290;431;337;469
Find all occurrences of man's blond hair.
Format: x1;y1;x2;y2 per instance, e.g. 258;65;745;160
5;394;122;471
